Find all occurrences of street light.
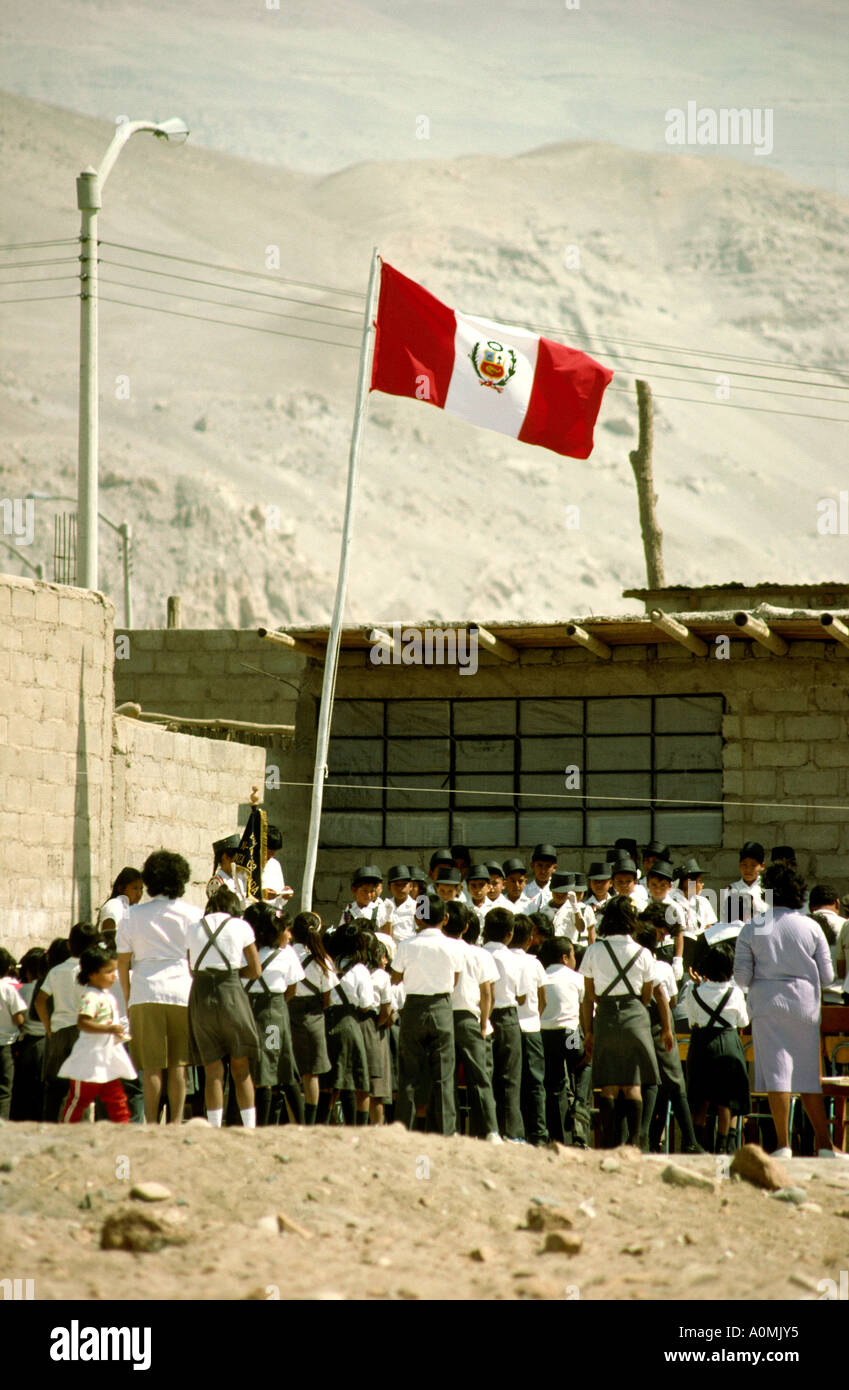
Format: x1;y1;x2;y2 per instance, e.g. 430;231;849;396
77;117;189;593
27;491;133;627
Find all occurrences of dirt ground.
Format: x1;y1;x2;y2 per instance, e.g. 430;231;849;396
1;1121;848;1302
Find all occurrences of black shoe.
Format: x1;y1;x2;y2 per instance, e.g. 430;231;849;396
682;1142;706;1154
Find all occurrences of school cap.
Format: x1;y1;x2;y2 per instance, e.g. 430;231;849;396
613;837;639;860
429;848;454;870
646;859;674;882
530;843;558;862
771;845;796;862
550;871;575;892
408;866;429;886
386;864;412;883
435;865;462;884
643;839;670;859
502;857;527;875
676;857;703;880
587;861;613;880
467;863;492;882
351;864;383;884
572;873;588;892
213;833;240;856
451;844;472;861
739;841;765;862
611;856;638;876
486;861;504;877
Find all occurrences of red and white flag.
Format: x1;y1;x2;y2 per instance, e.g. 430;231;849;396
370;261;613;460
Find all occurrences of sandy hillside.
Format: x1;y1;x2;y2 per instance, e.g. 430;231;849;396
1;1121;848;1302
1;90;848;628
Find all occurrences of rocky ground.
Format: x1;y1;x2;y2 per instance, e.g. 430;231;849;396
1;1122;848;1302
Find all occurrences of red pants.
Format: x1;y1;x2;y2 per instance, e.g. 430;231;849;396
60;1078;130;1124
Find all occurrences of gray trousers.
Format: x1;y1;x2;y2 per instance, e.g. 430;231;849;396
397;993;456;1135
453;1011;498;1137
490;1006;524;1140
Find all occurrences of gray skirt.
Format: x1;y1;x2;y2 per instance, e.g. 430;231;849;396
188;971;260;1066
289;996;331;1076
592;995;660;1088
326;1002;369;1092
248;990;298;1087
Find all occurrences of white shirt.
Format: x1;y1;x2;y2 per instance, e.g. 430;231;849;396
580;937;655;998
393;929;463;996
207;866;249;908
468;897;493;928
117;897;198;1007
369;966;393;1014
98;895;130;931
384;895;417;944
669;886;717;936
292;941;339;999
482;941;526;1009
513;950;547;1032
834;916;849;991
541;964;584;1031
487;892;513;912
40;955;86;1030
332;961;376;1009
449;936;499;1019
652;957;678;1004
246;942;304;995
686;980;749;1030
520;881;553;913
339;898;391;930
187;912;256;973
724;877;767;914
261;855;292;902
0;977;26;1043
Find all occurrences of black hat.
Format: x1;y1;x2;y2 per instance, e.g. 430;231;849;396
587;861;613;880
451;844;472;862
614;837;639;859
771;845;796;863
408;866;429;887
676;857;703;881
612;856;638;877
643;840;670;859
502;857;527;876
572;872;588;892
530;843;558;862
213;833;240;856
467;863;492;882
386;864;412;884
550;871;575;892
429;848;453;870
646;859;674;882
740;841;765;862
351;864;383;884
486;861;504;877
435;865;461;884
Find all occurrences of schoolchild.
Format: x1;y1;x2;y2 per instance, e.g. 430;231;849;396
383;865;417;944
338;865;391;931
364;934;395;1124
669;858;718;939
261;824;294;906
428;849;454;886
451;844;474;904
539;937;589;1146
391;894;463;1135
325;923;375;1125
243;902;305;1126
289;911;338;1124
186;887;262;1128
466;863;495;930
527;912;555;956
585;862;614;920
510;915;549;1146
97;867;144;933
634;927;703;1153
10;947;47;1121
610;855;649;912
206;834;249;907
36;921;101;1121
0;951;26;1120
58;943;136;1124
724;841;767;915
579;896;668;1148
434;865;463;903
482;907;527;1142
541;871;575;922
502;858;529;908
521;844;558;913
441;901;500;1142
686;942;750;1153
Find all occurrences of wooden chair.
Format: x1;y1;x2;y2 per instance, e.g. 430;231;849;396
820;1008;849;1151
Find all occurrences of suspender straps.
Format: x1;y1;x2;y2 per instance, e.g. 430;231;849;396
194;916;233;973
246;947;281;997
298;953;322;998
597;938;642;999
692;985;733;1029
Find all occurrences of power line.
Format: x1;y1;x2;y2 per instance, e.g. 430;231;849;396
606;381;848;423
609;370;848;405
98;275;361;332
0;293;79;305
0;239;79;251
98;256;363;316
0;257;79;270
98;293;360;348
0;274;79;288
98;240;366;300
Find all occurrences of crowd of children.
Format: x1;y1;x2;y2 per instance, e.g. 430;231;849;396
2;836;848;1154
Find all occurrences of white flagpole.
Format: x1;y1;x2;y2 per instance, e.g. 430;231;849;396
301;247;381;912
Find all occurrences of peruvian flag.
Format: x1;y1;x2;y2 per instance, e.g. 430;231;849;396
370;261;613;460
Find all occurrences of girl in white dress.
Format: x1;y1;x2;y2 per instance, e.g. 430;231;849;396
59;944;136;1124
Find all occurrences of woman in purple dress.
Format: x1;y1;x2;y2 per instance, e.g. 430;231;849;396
734;864;846;1159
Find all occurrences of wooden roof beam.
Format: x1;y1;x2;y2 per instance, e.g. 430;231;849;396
565;623;612;660
649;609;709;656
732;611;789;655
820;613;849;649
471;624;519;663
258;627;326;661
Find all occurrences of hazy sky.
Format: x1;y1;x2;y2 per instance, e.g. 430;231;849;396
1;0;846;193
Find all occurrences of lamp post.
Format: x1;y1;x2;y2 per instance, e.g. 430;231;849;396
77;117;188;593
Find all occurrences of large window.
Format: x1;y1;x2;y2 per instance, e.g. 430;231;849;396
322;695;724;849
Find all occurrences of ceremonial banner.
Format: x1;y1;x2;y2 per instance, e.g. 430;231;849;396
234;805;266;902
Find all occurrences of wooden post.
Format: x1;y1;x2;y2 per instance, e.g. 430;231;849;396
167;595;182;628
628;380;665;589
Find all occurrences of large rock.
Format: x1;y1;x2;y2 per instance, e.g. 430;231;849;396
100;1208;189;1253
541;1231;583;1255
130;1182;172;1203
661;1163;717;1193
730;1144;789;1191
525;1204;575;1232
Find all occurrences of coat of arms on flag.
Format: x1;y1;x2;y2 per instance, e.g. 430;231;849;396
471;340;517;392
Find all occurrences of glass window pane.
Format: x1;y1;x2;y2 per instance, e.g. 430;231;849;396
386;738;450;773
654;695;723;734
654;810;723;845
518;811;583;846
586;736;651;771
656;772;723;804
386;701;450;735
585;773;652;802
321;812;383;848
330;701;383;737
655;735;722;771
522;738;583;772
455;773;514;807
385;775;449;810
455;739;514;773
520;699;583;735
453;700;516;735
324;775;383;810
328;738;383;773
452;810;516;847
519;772;570;798
586;697;651;734
384;812;449;845
585;809;652;846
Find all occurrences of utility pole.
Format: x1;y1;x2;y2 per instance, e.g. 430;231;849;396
628;379;665;589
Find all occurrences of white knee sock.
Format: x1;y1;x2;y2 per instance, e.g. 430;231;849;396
240;1107;257;1129
207;1107;223;1128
